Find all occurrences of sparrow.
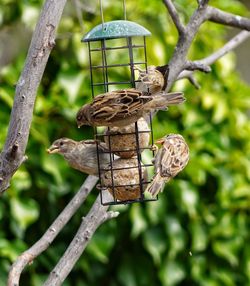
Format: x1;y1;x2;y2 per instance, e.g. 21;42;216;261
101;157;148;201
104;117;150;159
47;138;113;176
76;88;185;128
146;134;189;197
135;65;169;94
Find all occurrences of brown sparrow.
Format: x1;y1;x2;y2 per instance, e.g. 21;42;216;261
47;138;113;176
146;134;189;197
135;65;168;94
104;117;150;159
101;157;148;201
76;88;185;128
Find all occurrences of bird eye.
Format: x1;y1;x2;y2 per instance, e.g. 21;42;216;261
60;141;64;146
77;115;82;121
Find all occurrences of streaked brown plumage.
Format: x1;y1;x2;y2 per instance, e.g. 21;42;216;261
47;138;113;176
135;65;165;94
76;88;185;128
146;134;189;197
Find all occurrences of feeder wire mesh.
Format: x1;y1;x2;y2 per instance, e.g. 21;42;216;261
83;19;157;205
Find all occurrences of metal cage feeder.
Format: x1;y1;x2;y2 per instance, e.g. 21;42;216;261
82;20;158;205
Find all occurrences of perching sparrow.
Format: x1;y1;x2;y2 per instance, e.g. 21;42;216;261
146;134;189;197
101;157;148;201
47;138;113;176
76;88;185;127
135;65;169;94
104;117;150;159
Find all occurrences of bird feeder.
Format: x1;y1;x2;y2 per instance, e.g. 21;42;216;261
82;19;158;205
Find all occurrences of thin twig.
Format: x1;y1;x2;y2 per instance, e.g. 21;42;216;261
7;175;98;286
43;192;119;286
185;61;211;73
187;74;201;89
162;0;185;34
73;0;85;32
165;3;210;90
178;30;250;80
198;0;210;8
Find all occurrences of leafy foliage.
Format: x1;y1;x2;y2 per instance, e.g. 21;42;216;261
0;0;250;285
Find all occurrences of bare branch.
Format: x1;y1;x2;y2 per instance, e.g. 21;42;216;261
73;0;85;32
178;30;250;80
43;192;119;286
207;6;250;31
165;2;250;91
165;4;210;90
162;0;185;34
197;0;210;8
0;0;67;194
187;74;201;89
7;176;98;286
185;61;211;73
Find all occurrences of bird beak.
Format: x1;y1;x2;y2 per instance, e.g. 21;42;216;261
77;122;82;128
47;146;59;154
155;137;165;145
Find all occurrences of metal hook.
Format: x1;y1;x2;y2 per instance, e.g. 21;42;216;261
123;0;127;20
100;0;127;28
99;0;105;30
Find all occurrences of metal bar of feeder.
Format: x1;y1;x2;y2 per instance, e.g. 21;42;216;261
99;163;154;172
91;62;146;69
90;44;145;52
96;129;151;136
127;36;144;200
101;197;157;206
100;39;117;202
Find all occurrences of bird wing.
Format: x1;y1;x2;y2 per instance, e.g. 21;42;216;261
160;139;189;177
160;142;175;177
90;89;152;122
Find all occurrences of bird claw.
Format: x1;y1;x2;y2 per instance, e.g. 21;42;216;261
151;144;158;152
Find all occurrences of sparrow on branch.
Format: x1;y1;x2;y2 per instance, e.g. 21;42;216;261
76;88;185;128
146;134;189;197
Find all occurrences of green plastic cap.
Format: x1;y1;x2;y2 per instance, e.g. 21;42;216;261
82;20;151;42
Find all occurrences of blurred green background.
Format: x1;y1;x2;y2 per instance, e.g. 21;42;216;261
1;0;250;285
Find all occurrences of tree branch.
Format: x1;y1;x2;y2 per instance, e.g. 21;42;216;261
185;60;211;73
162;0;185;34
207;6;250;30
165;3;210;90
165;2;250;91
7;175;98;286
0;0;67;194
178;30;250;80
43;192;119;286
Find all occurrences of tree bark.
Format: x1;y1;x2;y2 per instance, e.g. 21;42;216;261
0;0;67;194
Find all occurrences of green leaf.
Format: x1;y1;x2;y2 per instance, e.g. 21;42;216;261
10;197;39;231
143;227;167;265
130;204;147;238
159;260;185;286
86;232;115;263
212;237;243;266
0;239;26;261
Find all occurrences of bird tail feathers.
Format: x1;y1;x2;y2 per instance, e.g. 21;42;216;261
145;92;185;110
145;173;170;198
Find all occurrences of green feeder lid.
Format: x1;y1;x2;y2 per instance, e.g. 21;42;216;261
82;20;151;42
